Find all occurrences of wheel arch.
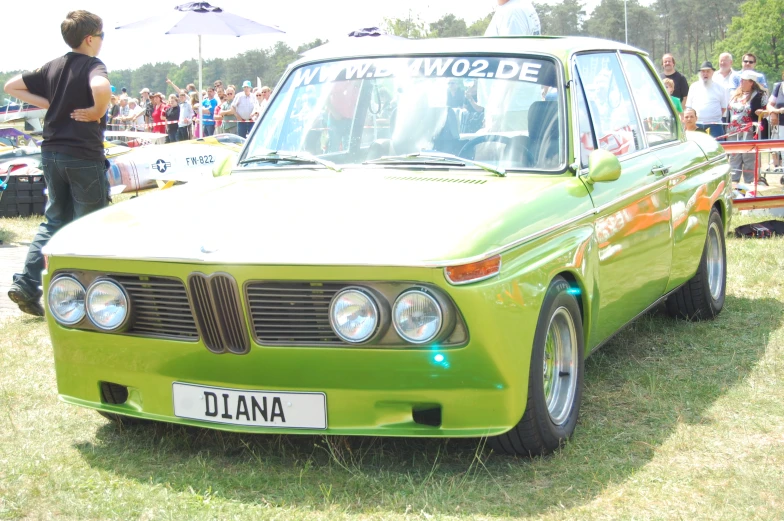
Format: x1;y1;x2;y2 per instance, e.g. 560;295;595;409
712;199;727;229
552;270;590;347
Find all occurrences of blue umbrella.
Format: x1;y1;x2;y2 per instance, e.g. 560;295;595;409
116;2;285;133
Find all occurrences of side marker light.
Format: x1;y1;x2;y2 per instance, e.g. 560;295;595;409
444;255;501;285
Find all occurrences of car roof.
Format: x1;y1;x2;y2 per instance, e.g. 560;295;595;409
294;36;646;65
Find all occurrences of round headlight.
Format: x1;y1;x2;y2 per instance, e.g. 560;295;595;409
329;288;379;343
86;280;129;331
393;290;443;344
48;276;86;325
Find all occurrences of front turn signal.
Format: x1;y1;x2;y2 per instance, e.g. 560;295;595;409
444;255;501;285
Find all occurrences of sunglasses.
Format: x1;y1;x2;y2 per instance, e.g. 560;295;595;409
256;95;263;97
91;32;105;39
743;60;755;64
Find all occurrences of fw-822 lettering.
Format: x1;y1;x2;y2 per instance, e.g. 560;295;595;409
186;155;215;166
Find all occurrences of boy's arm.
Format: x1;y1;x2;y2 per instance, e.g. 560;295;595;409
70;75;111;122
3;74;50;109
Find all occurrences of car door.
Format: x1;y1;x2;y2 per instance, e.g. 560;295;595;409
619;52;721;292
574;52;674;346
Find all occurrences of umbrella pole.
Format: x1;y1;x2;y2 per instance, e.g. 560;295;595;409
198;34;203;140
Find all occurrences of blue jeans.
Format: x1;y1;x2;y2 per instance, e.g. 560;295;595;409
203;124;215;137
697;123;725;140
14;151;109;298
237;121;253;138
177;126;190;141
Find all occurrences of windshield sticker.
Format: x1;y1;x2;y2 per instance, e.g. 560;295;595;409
292;58;545;88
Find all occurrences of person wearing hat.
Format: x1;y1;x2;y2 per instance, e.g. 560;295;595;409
726;69;769;183
231;80;255;138
126;97;145;131
685;61;728;138
139;87;152;131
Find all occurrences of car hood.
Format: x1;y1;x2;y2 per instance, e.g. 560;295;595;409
44;168;592;266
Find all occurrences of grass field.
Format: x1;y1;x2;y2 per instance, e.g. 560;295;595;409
1;209;783;520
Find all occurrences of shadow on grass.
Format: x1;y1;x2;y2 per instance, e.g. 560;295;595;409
74;295;782;517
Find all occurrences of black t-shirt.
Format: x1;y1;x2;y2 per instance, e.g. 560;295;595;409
22;52;108;161
661;71;690;103
165;104;180;131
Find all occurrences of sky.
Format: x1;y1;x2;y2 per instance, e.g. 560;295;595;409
2;0;590;73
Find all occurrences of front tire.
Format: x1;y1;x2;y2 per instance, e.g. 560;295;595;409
489;276;585;456
666;207;726;320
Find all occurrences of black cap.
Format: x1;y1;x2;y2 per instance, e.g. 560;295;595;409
698;61;715;71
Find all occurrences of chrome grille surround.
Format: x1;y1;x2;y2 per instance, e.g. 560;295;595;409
188;272;250;354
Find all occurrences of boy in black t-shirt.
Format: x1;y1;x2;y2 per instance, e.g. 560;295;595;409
3;10;111;316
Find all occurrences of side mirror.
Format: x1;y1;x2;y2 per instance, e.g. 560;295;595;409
586;149;622;184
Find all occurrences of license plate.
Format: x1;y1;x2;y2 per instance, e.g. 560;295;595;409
172;382;327;429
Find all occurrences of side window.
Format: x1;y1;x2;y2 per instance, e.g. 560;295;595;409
574;53;640;157
621;53;678;144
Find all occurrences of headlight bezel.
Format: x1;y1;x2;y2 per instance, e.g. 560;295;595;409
392;288;450;345
85;278;131;332
328;286;386;344
47;275;87;326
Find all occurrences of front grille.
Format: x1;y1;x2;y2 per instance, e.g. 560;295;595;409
246;282;346;345
188;273;250;354
113;275;198;340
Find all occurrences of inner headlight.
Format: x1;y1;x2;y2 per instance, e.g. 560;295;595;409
48;276;86;325
393;290;443;344
329;288;379;343
86;280;129;331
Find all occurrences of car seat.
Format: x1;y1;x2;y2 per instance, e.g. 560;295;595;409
527;101;560;167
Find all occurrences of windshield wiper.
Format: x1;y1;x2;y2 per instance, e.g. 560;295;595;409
364;152;506;177
239;151;342;172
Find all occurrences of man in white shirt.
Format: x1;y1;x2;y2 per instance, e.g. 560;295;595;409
686;61;728;138
485;0;541;36
126;98;145;131
713;53;739;96
231;80;256;138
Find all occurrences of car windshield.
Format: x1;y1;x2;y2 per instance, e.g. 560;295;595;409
243;55;565;172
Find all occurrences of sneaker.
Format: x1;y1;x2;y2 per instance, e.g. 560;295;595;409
8;284;45;317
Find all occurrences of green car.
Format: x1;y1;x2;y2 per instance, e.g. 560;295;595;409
43;37;732;456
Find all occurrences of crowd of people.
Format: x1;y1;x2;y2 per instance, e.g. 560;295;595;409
105;79;273;141
660;52;784;183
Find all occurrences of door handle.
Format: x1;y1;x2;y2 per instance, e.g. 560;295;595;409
651;166;670;176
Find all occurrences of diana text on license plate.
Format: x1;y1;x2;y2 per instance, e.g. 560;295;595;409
172;382;327;429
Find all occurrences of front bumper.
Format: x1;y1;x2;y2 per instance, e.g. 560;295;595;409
46;258;540;437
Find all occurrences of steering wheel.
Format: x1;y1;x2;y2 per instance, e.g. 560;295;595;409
458;134;534;166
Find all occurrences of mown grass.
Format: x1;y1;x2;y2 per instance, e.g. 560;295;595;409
1;210;783;520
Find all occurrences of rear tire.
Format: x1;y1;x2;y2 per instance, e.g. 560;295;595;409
666;207;726;320
489;276;584;456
